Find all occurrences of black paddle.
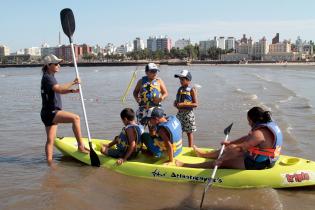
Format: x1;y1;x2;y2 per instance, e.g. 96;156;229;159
199;123;233;209
60;8;100;167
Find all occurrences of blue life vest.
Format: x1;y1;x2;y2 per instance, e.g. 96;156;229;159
246;121;283;164
139;76;161;108
117;124;144;154
176;86;193;111
151;115;183;157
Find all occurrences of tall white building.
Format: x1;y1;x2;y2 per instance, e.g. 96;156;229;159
105;43;116;54
133;37;145;51
92;44;103;55
24;47;41;56
225;37;235;50
41;44;58;57
0;45;10;57
295;36;303;52
175;39;191;49
115;42;133;55
218;37;226;50
252;37;269;60
125;42;134;53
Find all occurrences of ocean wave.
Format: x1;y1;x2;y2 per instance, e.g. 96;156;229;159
253;73;273;82
292;104;313;109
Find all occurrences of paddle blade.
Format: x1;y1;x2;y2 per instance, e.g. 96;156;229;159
224;123;233;135
89;142;100;167
60;8;75;41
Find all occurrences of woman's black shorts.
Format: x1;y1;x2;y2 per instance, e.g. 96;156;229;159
40;110;59;127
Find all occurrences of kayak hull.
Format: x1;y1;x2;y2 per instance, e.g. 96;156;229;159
55;137;315;188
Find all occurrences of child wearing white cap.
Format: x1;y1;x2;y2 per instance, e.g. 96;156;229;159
174;69;198;147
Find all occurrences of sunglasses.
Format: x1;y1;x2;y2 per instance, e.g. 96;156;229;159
147;70;157;73
49;63;60;66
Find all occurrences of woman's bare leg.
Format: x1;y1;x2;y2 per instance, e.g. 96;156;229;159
45;125;58;165
53;111;89;153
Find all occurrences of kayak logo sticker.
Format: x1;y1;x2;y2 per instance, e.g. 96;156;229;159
282;171;314;185
152;169;167;177
150;169;223;183
285;172;309;183
170;172;223;183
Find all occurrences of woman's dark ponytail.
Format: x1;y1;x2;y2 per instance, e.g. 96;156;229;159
248;106;272;124
42;65;48;74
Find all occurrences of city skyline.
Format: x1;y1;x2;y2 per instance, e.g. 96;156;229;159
1;0;315;51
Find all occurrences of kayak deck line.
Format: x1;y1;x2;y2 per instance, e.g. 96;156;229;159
55;137;315;189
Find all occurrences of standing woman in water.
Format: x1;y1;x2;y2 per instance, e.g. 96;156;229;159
40;54;89;165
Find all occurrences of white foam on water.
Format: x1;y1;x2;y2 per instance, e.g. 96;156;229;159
246;94;258;100
193;84;202;89
279;96;293;104
235;88;245;93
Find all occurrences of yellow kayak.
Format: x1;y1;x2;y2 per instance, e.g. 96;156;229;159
55;137;315;188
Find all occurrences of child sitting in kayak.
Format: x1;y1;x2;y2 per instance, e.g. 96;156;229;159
141;107;183;165
101;108;144;165
174;70;198;147
176;106;283;170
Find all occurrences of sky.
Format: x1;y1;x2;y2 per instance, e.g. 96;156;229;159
1;0;315;52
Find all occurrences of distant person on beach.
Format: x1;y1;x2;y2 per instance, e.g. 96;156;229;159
100;108;144;165
176;106;283;169
174;70;198;147
40;54;89;165
141;107;182;165
133;63;168;125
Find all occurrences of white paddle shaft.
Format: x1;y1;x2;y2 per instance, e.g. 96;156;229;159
70;43;92;143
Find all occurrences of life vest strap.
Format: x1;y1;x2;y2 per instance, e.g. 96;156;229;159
248;146;281;158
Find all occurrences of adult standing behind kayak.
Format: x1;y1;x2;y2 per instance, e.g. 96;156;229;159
40;54;89;165
133;63;168;125
176;106;283;169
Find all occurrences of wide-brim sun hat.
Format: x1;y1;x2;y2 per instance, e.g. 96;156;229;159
43;54;63;65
